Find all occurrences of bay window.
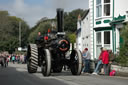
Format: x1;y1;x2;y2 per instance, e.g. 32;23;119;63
96;0;102;18
104;0;110;16
96;0;111;18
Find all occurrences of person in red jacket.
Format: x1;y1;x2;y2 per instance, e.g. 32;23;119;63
102;48;109;75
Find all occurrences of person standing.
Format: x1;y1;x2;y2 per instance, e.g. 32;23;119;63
12;55;15;64
108;49;115;74
17;55;20;64
102;48;109;75
3;54;8;67
6;54;9;66
92;47;103;75
82;48;91;73
0;53;4;67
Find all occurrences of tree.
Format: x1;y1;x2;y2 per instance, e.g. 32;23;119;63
117;23;128;66
66;32;76;43
28;19;53;43
9;16;30;47
0;10;30;53
64;9;85;32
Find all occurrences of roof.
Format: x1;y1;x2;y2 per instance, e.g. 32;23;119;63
81;9;89;20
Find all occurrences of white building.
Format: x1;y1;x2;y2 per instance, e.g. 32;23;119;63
77;0;128;60
77;10;91;53
77;14;82;52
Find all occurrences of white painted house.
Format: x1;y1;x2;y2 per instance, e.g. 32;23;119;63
77;10;91;54
77;0;128;60
77;14;82;52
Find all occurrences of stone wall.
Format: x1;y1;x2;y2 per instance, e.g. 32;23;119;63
111;65;128;73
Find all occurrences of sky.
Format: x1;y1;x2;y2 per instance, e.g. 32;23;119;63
0;0;89;27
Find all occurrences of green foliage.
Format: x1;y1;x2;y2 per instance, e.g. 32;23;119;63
0;10;30;53
66;32;76;43
117;24;128;66
28;20;52;43
64;9;84;32
0;36;19;53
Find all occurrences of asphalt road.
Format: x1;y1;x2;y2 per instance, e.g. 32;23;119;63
0;64;68;85
0;63;128;85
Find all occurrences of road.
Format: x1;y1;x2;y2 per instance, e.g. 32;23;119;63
0;63;68;85
0;63;128;85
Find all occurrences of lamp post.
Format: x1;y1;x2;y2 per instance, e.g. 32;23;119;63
18;21;22;51
19;21;21;47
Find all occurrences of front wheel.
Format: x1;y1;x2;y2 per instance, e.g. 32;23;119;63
41;49;51;76
70;49;82;75
27;44;38;73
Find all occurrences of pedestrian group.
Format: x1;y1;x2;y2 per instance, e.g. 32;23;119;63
82;47;115;76
0;53;27;68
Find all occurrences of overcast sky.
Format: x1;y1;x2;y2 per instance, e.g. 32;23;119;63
0;0;89;27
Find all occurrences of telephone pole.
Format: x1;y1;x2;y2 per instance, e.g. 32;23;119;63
19;21;21;51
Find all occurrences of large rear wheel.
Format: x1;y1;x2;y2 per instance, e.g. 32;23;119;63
70;49;82;75
41;49;51;76
27;44;38;73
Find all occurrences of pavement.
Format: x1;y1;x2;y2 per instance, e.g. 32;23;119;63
0;63;69;85
1;62;128;85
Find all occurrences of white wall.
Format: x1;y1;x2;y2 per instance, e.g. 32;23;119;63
88;0;128;59
78;33;82;52
77;20;82;52
81;12;91;53
76;12;91;53
89;0;94;59
77;21;81;30
115;24;123;53
92;0;113;59
93;0;113;28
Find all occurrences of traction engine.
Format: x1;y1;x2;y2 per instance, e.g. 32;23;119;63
26;8;83;76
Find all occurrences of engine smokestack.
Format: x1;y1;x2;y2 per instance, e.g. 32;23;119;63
57;8;64;32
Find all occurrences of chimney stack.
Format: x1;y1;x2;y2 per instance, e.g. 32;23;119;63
57;8;64;32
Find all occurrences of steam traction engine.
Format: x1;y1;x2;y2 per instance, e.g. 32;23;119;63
27;8;83;76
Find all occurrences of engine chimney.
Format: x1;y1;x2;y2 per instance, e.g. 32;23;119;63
57;8;64;33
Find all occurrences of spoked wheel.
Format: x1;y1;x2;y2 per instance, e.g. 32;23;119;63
27;44;38;73
70;49;82;75
41;49;51;76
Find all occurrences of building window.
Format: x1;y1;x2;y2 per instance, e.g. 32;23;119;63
104;31;111;49
104;0;110;16
86;17;88;20
96;32;102;58
104;31;110;44
96;32;101;44
96;0;102;18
